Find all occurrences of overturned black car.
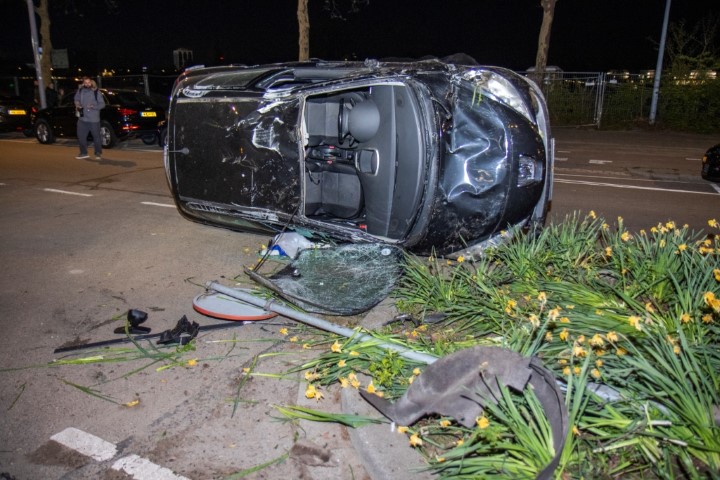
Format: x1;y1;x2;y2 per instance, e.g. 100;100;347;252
164;59;554;256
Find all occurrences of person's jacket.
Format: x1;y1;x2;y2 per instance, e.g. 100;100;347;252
74;87;105;123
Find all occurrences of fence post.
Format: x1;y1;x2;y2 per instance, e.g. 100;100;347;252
594;72;606;128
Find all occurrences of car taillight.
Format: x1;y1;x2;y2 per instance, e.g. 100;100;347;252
31;106;38;114
118;108;138;116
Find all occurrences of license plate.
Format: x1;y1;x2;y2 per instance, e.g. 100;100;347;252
141;111;157;117
9;109;26;115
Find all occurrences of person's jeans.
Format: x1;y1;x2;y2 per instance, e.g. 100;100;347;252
77;120;102;155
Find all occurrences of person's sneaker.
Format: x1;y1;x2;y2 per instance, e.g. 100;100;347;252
95;154;102;160
75;154;89;159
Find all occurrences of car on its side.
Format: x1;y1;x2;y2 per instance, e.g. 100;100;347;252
33;89;165;148
0;94;33;134
702;144;720;182
164;59;554;256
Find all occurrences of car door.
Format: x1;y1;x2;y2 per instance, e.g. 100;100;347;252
55;91;79;137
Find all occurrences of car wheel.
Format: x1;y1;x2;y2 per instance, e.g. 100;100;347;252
35;119;55;144
141;134;157;145
100;121;118;148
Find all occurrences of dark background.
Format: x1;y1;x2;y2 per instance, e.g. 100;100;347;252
0;0;717;73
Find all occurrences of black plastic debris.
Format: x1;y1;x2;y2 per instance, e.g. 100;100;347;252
113;309;151;334
359;346;568;480
156;315;200;345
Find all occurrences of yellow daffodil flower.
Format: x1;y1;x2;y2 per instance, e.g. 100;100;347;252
409;434;423;447
440;419;451;427
559;329;569;341
457;255;465;263
681;313;691;324
279;327;288;336
606;331;619;342
588;210;597;219
338;359;346;368
339;377;349;388
366;382;376;394
545;332;553;342
476;416;490;429
591;368;601;379
589;334;604;347
628;315;642;331
187;359;198;367
397;426;408;433
289;336;298;342
331;341;342;353
305;384;323;401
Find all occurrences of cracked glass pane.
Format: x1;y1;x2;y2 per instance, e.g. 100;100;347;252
268;244;403;315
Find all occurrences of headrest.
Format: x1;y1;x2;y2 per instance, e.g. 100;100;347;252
347;100;380;143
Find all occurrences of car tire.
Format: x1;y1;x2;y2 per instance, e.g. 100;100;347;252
141;134;157;145
100;121;118;148
34;119;55;144
159;127;168;148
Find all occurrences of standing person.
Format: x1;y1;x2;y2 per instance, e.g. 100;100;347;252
74;77;105;160
45;82;59;108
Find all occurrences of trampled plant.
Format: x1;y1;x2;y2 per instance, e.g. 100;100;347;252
293;212;720;478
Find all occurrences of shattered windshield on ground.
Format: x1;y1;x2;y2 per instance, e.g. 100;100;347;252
266;244;404;315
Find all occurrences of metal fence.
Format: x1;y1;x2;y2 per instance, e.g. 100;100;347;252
2;71;716;131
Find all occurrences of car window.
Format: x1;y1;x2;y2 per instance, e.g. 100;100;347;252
113;92;157;108
60;92;76;107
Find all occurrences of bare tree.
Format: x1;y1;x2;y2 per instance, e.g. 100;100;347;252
665;16;719;77
29;0;120;83
533;0;557;84
297;0;369;61
298;0;310;61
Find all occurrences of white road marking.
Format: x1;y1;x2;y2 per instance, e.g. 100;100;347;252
50;427;117;462
555;173;701;185
588;159;612;164
43;188;92;197
557;150;571;153
50;428;190;479
685;157;701;161
556;157;568;162
711;183;720;194
555;178;720;196
141;201;175;208
112;454;191;480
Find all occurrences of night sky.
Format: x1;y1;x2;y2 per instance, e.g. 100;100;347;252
0;0;717;73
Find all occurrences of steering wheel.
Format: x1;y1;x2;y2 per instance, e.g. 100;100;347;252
337;100;347;145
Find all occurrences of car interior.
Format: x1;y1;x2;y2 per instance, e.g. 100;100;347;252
302;84;426;240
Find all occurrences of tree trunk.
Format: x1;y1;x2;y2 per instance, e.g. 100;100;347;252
534;0;556;85
34;0;54;88
297;0;310;61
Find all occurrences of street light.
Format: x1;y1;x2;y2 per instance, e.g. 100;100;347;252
649;0;672;125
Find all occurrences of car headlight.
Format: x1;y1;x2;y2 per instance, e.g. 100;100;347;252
465;71;534;124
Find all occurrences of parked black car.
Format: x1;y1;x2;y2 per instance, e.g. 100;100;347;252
0;94;33;134
702;144;720;182
164;59;553;256
33;89;165;148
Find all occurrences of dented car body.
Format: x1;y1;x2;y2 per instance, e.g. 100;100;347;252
164;59;553;256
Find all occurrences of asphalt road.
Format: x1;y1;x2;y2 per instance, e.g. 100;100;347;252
0;129;718;479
